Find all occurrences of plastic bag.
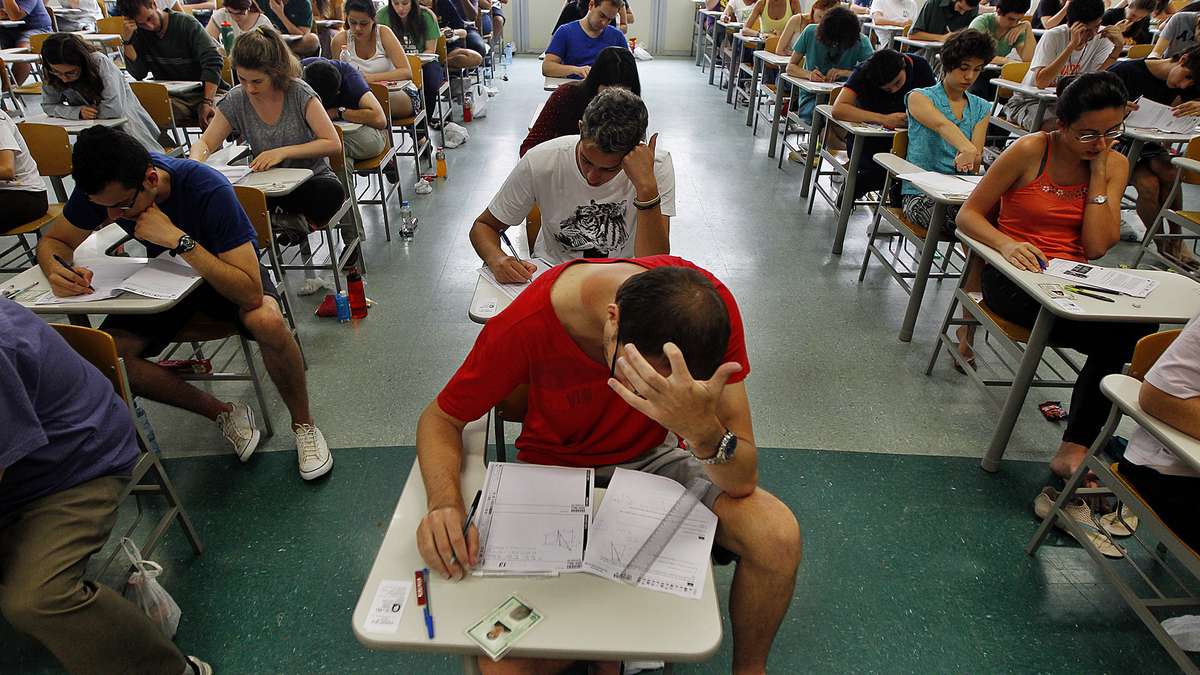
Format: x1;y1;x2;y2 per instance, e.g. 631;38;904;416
121;538;182;639
442;122;470;148
1163;615;1200;651
633;46;653;61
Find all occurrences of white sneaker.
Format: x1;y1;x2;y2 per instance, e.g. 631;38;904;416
187;656;213;675
216;402;260;462
295;424;332;480
1119;217;1144;242
298;277;333;296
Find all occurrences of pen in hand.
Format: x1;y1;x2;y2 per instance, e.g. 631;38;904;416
449;489;482;567
53;254;95;293
499;231;521;262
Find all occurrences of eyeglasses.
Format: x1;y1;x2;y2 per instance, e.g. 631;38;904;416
1072;124;1125;143
109;185;142;214
347;18;373;27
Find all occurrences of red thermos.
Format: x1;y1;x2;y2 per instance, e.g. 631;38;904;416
346;267;368;319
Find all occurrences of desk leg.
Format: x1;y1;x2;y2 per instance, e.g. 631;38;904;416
898;201;944;342
1031;99;1048;134
708;29;721;85
746;57;762;127
768;79;787;159
799;105;824;199
981;306;1053;472
1124;139;1144;186
831;136;863;255
726;39;738;104
68;314;91;327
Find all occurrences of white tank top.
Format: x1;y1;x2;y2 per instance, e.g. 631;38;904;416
347;28;392;75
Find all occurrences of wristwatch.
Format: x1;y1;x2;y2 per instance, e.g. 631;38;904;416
337;106;346;120
692;430;737;465
1088;194;1108;205
170;234;197;257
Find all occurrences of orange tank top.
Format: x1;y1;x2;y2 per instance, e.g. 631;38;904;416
996;134;1089;263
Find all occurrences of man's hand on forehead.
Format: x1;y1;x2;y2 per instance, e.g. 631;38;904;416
608;342;742;441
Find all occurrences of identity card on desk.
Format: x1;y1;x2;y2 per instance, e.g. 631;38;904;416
33;255;200;305
1042;259;1159;298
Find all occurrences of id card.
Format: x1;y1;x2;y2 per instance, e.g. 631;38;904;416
465;595;543;662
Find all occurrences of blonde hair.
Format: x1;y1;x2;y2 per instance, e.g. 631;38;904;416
231;26;301;90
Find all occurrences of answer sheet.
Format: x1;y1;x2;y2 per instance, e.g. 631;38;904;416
1042;259;1159;298
1125;97;1200;135
895;171;979;199
583;469;717;600
478;258;552;301
473;462;594;575
35;256;200;305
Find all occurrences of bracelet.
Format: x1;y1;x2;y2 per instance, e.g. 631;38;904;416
633;193;661;210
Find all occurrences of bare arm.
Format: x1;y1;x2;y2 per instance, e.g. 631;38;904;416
1078;148;1126;258
541;53;587;78
909;91;976;156
1017;22;1036;61
414;401;481;581
741;0;765;36
2;0;26;19
189;106;233;161
359;27;413;83
177;237;264;309
1150;35;1170;57
341;90;387;129
784;50;810;78
774;14;805;54
956;135;1052;270
0;148;13;181
469;208;537;282
1140;380;1200;440
37;216;98;296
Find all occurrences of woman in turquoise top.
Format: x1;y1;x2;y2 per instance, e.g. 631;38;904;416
902;28;994;239
783;6;873;120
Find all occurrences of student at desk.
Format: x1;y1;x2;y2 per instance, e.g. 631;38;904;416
774;0;836;56
741;0;800;38
302;56;390;160
1100;0;1158;46
259;0;321;56
377;0;450;116
0;0;51;85
956;72;1157;480
415;256;802;675
53;0;103;32
0;109;47;230
870;0;918;48
907;0;980;42
1119;315;1200;549
1108;46;1200;267
1005;0;1123;131
521;45;639;157
205;0;276;54
36;127;333;478
0;299;215;675
784;6;873;122
832;49;936;198
1150;9;1200;57
40;33;166;154
191;27;347;248
333;0;418;119
1032;0;1068;29
117;0;227;130
969;0;1035;66
471;89;672;282
543;0;628;80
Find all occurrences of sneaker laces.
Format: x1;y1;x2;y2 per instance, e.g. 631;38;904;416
218;410;252;444
295;424;321;462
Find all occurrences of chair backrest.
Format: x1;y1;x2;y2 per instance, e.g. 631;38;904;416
28;32;51;54
407;53;424;88
50;323;128;400
17;123;73;179
764;35;779;54
891;130;908;159
330;123;346;172
436;34;448;65
233;184;272;249
993;61;1030;104
222;56;234;86
1183;137;1200;185
130;81;176;132
1126;43;1153;59
1128;329;1182;380
366;81;396;147
1171;0;1191;11
97;15;124;34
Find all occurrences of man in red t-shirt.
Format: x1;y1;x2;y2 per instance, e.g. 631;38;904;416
416;255;802;675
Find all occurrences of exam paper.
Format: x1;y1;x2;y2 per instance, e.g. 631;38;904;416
583;469;717;600
36;256;200;305
478;258;552;301
1125;96;1200;135
215;165;252;184
1042;259;1159;298
473;462;594;575
896;171;979;198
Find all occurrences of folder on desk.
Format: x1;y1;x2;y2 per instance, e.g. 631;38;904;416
35;255;200;305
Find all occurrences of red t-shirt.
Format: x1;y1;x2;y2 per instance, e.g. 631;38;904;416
437;256;750;467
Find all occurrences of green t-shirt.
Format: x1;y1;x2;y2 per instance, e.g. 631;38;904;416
968;13;1025;57
376;6;439;50
261;0;313;32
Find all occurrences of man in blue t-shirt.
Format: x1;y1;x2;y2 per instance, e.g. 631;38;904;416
0;0;52;83
35;126;333;481
302;57;389;160
0;298;212;675
543;0;628;79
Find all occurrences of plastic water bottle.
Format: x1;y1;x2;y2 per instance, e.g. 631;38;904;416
399;200;416;240
346;267;368;319
335;291;351;322
133;397;163;454
220;21;235;54
339;44;351;63
503;42;513;66
435;148;447;179
463;91;474;123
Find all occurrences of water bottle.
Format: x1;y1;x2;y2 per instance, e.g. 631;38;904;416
435;148;447;179
399;200;416;240
463;91;473;123
339;44;352;64
335;291;351;322
220;21;235;54
503;41;513;66
133;397;163;454
346;267;368;318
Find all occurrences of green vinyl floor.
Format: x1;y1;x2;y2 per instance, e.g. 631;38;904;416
0;445;1189;674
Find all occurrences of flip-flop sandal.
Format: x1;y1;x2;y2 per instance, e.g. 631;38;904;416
1033;487;1126;559
1099;503;1139;538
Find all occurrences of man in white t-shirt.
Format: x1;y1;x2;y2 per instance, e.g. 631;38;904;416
871;0;917;47
470;88;674;282
1004;0;1122;130
1119;316;1200;549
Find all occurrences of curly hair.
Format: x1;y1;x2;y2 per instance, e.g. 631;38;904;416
816;6;862;51
579;88;648;155
940;28;995;72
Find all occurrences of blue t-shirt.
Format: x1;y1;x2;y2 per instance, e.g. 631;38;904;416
301;57;370;110
903;83;990;195
0;299;139;514
63;153;258;258
546;20;628;71
11;0;52;31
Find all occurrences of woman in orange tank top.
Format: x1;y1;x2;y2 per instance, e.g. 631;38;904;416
956;72;1158;481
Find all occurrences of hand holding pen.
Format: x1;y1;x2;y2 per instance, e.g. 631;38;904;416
49;254;95;297
486;231;537;284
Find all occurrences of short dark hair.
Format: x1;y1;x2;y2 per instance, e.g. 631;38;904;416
115;0;154;17
962;0;982;7
615;267;731;381
996;0;1031;14
1054;71;1128;125
303;58;343;109
343;0;375;19
1129;0;1157;12
940;28;995;71
223;0;253;10
579;88;648;154
1178;45;1200;78
816;6;862;50
858;49;907;88
72;126;150;194
1066;0;1105;25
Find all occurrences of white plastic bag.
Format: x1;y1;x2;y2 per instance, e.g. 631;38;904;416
121;538;181;639
633;46;653;61
470;88;489;118
1163;615;1200;651
442;122;470;148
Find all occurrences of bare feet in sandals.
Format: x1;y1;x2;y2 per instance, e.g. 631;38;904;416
1049;441;1100;487
952;324;976;373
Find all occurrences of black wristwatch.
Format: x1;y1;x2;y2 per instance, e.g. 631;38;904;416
170;234;196;257
337;106;346;120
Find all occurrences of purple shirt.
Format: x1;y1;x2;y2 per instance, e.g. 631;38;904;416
0;299;139;514
9;0;52;31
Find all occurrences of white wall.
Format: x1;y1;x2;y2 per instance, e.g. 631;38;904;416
515;0;700;55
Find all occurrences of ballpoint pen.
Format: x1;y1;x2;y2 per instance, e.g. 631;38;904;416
1065;285;1115;302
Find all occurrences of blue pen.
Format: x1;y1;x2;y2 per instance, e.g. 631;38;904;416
421;568;435;639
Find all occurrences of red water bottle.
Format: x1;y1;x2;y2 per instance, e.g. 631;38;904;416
463;91;473;123
346;267;368;319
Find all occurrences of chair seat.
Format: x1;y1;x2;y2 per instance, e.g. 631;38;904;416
1170;210;1200;228
353;145;398;171
976;298;1031;344
2;203;62;236
1110;462;1200;561
882;205;927;240
13;83;42;96
395;111;427;127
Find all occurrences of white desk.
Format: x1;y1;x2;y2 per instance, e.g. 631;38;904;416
73;32;121;44
783;74;842;200
351;417;723;664
281;33;304;43
725;31;764;106
990;78;1056;132
469;275;509;324
142;79;203;95
814;105;899;255
543;76;574;91
863;21;905;48
417;53;438;65
1102;375;1200;473
0;20;25;28
957;231;1200;471
235;167;312;197
21;113;126;133
384;79;414;91
1;51;40;64
745;49;789;128
1121;126;1198;184
528;101;544;131
894;36;943;61
315;19;343;29
334;119;363;134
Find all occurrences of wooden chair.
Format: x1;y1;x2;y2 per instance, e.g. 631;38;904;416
988;61;1032;141
391;61;435;179
0;57;23;114
1126;43;1154;59
1134;137;1200;279
130;81;187;155
234;184;305;363
17;121;73;201
344;83;402;239
10;34;50;99
50;323;204;580
1027;329;1200;674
